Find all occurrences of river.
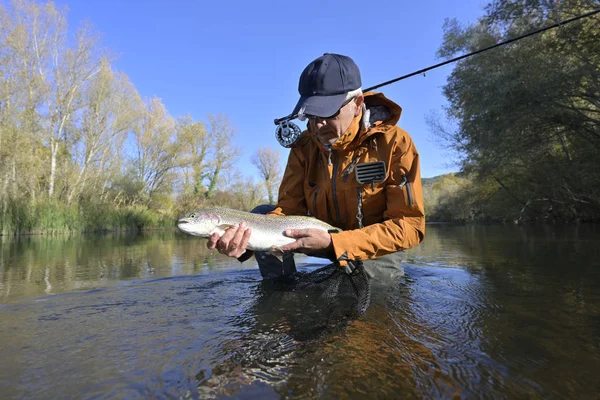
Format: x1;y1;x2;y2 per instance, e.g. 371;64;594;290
1;224;599;399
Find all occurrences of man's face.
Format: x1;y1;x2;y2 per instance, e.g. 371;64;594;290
309;95;364;146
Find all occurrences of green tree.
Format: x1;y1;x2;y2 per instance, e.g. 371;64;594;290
435;0;600;222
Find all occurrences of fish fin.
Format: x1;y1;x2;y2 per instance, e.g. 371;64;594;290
211;224;235;236
269;246;284;263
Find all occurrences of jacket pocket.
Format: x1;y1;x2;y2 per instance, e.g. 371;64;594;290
386;177;420;215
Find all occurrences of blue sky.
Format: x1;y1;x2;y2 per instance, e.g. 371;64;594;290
56;0;486;179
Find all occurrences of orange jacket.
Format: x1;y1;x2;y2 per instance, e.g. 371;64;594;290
270;92;425;263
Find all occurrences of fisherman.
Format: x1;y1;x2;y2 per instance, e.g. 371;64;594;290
207;53;425;281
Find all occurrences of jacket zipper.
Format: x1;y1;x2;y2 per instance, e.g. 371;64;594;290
331;150;342;224
399;175;414;207
407;181;414;206
325;145;332;166
342;156;360;182
356;187;364;228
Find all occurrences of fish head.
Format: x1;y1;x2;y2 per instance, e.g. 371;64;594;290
177;211;222;237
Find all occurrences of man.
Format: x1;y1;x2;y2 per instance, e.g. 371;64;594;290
207;53;425;281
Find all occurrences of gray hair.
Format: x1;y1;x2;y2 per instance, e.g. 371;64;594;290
346;88;371;130
345;88;363;101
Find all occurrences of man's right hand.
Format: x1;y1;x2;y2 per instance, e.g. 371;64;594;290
206;222;252;258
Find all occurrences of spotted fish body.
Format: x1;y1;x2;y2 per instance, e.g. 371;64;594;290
177;207;340;252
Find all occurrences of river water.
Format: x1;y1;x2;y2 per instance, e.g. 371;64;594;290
1;224;599;399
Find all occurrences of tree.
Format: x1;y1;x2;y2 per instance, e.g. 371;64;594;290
0;0;51;205
176;116;209;196
0;0;107;200
204;114;239;199
131;97;181;205
0;0;257;233
251;147;282;204
67;61;141;204
434;0;600;221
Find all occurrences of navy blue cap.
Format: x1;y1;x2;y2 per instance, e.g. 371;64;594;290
291;53;362;118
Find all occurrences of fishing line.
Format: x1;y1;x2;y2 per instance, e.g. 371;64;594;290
365;8;600;91
274;8;600;147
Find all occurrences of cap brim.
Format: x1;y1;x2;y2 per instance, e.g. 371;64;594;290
291;93;348;118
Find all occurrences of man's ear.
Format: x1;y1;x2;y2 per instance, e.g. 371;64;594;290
353;95;364;116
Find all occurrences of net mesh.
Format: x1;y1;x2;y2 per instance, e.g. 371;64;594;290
262;261;371;341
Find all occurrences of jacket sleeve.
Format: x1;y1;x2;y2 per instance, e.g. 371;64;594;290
268;146;308;217
330;129;426;261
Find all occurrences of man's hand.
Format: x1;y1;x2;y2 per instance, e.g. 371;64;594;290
280;228;334;259
206;222;252;258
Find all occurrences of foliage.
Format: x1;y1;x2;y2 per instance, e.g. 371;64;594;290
432;0;600;222
0;199;175;235
0;0;270;235
424;173;472;221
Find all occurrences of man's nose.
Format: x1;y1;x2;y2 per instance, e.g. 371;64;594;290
315;118;326;129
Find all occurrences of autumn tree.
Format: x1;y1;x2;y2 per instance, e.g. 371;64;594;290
0;0;256;233
176;116;209;196
131;97;181;205
204;114;239;199
67;61;141;204
251;147;282;204
0;0;108;203
0;0;50;206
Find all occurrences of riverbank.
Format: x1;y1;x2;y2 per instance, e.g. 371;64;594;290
0;201;176;236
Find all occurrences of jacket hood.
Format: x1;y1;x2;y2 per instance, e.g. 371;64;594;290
362;91;402;127
307;91;403;152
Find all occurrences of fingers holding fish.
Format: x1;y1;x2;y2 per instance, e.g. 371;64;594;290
280;228;334;258
206;232;220;250
210;222;252;258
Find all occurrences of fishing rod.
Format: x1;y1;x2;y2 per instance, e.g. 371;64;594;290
273;8;600;148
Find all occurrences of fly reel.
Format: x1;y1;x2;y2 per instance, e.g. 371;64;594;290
275;120;302;148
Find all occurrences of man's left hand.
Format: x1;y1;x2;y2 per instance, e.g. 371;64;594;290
280;228;334;259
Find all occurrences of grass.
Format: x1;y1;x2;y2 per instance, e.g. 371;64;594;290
0;200;177;236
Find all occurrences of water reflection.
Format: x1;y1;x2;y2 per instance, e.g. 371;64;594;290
1;225;599;398
0;231;251;302
407;224;600;397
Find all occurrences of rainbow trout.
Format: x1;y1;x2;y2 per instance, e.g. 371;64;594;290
177;207;340;254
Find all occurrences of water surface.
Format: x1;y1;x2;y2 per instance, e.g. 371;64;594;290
1;225;599;398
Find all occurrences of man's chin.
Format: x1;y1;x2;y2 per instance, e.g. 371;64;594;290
318;136;339;146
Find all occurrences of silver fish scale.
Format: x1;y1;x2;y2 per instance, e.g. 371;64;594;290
195;208;336;231
177;208;340;251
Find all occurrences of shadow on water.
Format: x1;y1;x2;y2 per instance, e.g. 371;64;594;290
194;264;374;398
1;225;600;398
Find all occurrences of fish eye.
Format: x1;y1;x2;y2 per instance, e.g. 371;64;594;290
188;212;196;218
